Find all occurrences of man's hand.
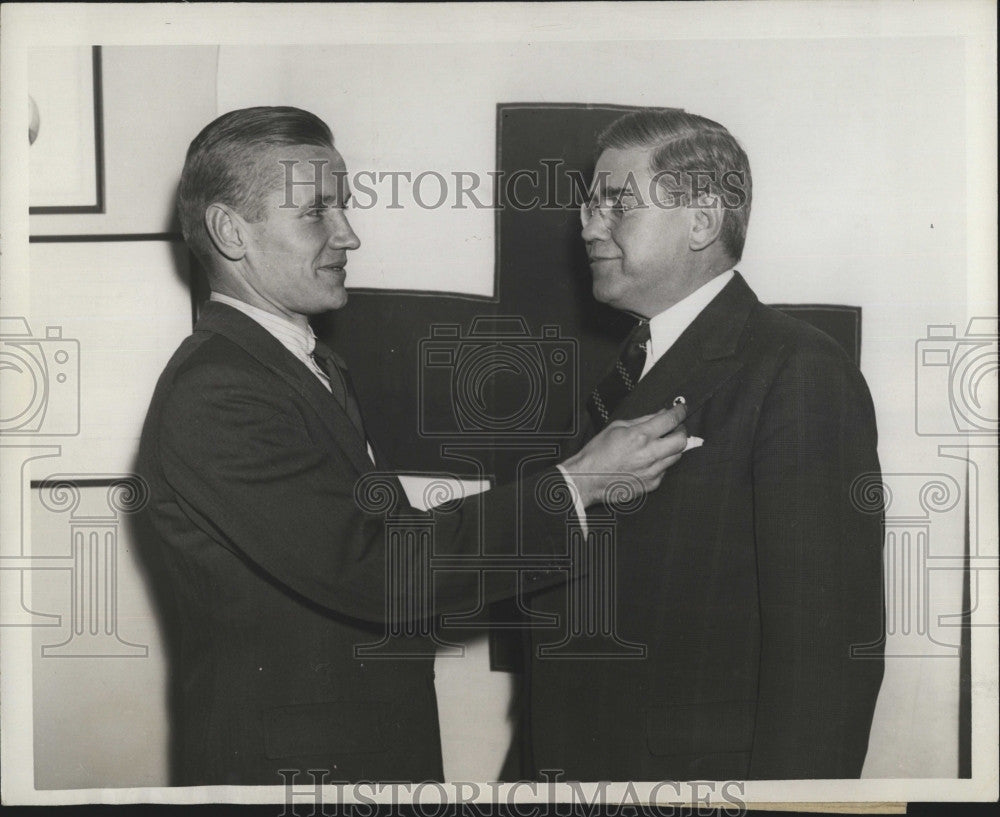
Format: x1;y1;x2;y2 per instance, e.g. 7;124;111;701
560;403;688;508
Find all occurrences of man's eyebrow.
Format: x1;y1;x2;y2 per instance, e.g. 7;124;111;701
306;191;352;208
588;185;628;201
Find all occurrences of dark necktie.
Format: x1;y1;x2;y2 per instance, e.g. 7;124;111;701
311;340;368;443
586;320;650;431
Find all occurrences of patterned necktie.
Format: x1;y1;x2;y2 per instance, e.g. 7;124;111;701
311;340;368;442
586;320;651;430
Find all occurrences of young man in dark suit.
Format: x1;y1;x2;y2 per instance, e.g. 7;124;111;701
136;106;689;785
525;108;885;780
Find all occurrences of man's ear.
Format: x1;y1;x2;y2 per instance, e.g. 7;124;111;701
688;196;724;252
204;203;249;261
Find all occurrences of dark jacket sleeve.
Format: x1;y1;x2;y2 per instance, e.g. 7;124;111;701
748;338;885;778
156;358;569;625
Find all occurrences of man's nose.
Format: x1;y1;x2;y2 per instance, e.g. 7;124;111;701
330;210;361;250
581;210;610;244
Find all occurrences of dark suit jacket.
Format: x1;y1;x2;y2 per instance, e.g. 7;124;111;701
525;273;885;780
136;301;566;785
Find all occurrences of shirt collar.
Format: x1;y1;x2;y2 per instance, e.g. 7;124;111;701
642;270;735;377
209;292;318;358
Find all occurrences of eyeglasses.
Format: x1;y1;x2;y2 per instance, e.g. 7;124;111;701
580;196;647;228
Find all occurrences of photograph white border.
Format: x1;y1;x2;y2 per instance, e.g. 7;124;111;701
1;1;996;808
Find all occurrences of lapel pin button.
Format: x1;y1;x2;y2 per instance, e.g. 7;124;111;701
672;395;686;406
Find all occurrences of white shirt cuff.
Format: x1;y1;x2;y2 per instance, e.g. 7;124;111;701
555;464;589;536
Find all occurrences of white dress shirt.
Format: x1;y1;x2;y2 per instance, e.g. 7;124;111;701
211;292;331;386
555;273;735;531
209;292;375;463
639;270;734;380
563;272;732;523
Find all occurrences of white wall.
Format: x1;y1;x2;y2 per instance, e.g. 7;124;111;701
14;33;981;788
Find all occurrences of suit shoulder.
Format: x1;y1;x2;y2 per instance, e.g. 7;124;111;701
144;332;286;432
139;332;303;477
746;302;877;418
158;331;267;393
146;331;304;445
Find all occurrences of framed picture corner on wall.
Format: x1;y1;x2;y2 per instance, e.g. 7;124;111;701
28;44;105;216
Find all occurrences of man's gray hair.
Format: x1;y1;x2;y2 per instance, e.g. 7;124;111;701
597;108;752;263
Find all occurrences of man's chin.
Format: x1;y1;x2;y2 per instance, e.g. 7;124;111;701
325;288;349;310
305;291;348;314
591;280;619;307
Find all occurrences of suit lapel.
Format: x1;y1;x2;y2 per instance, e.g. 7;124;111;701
609;272;758;425
195;302;374;475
